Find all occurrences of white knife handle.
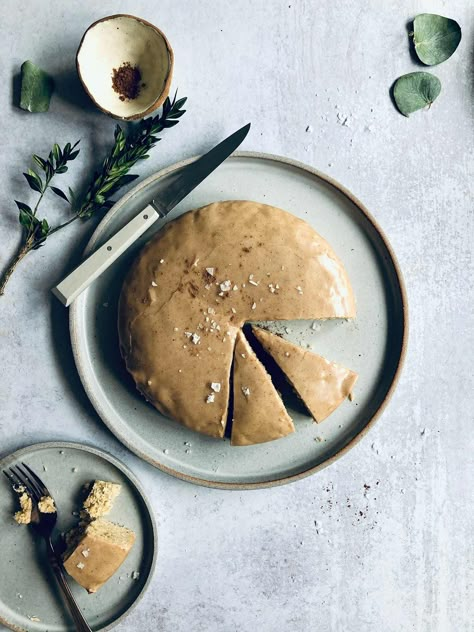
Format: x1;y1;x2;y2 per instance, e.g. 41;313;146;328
52;205;160;307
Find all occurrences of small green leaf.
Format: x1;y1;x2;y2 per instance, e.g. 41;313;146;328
52;143;61;164
50;186;69;202
40;218;49;237
412;14;462;65
23;171;43;192
32;154;47;170
19;209;33;229
20;60;55;113
14;200;32;214
55;165;68;174
393;72;441;117
18;207;39;232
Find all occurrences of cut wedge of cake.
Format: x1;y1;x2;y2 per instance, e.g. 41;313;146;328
231;330;295;446
252;326;358;423
63;518;136;593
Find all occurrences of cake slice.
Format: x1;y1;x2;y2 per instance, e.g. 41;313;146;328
231;330;295;446
63;518;136;593
252;326;358;423
82;480;121;519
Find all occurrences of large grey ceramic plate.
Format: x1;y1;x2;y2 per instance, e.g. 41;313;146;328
70;152;407;489
0;442;156;632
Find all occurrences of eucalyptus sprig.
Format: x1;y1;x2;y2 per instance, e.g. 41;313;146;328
0;92;187;295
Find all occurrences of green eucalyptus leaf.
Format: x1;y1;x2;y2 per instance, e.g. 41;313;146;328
413;14;462;65
393;72;441;117
20;60;55;113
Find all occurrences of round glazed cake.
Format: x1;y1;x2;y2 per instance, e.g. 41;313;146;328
118;200;356;439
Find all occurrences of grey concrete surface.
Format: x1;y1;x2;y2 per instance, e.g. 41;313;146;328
0;1;473;630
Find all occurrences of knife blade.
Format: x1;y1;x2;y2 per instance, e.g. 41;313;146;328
52;123;250;306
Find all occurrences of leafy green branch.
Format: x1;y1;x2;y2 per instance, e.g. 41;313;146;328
0;93;187;295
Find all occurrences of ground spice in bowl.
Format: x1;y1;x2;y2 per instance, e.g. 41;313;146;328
112;62;143;101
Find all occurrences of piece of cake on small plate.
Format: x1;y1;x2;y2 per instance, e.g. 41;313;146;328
252;326;358;423
231;330;295;446
63;518;136;593
82;480;121;519
63;479;135;593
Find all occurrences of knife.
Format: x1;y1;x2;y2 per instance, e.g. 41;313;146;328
52;123;251;307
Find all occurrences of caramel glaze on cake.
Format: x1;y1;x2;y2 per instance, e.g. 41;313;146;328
119;201;356;439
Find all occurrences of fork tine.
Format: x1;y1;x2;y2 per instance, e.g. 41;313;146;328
9;466;40;502
21;462;50;497
3;469;17;486
16;465;44;500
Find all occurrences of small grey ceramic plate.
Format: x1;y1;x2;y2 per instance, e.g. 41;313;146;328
0;442;156;632
70;152;407;489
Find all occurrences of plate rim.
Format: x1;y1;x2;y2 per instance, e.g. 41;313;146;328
0;440;158;632
69;150;409;490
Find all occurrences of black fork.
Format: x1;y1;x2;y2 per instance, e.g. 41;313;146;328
4;463;92;632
